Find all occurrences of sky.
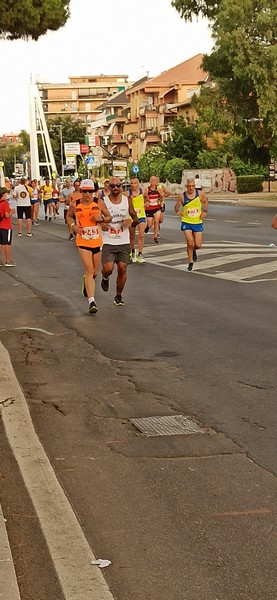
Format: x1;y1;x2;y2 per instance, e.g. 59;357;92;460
0;0;213;134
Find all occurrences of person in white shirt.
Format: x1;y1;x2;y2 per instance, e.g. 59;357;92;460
13;177;33;237
100;177;136;306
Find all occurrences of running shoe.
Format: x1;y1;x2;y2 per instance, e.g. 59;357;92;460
131;251;137;263
88;300;98;314
153;237;159;244
193;249;198;262
187;262;193;271
27;232;33;237
81;275;87;298
68;233;74;241
113;294;125;306
136;254;145;263
144;226;149;233
49;217;52;222
45;215;47;221
5;261;16;267
101;276;109;292
17;232;22;237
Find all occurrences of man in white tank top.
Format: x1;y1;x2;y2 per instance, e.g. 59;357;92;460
100;177;136;306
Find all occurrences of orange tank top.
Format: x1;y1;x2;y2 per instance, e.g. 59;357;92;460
75;201;102;248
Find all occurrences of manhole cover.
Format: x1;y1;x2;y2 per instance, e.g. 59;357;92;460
130;415;205;437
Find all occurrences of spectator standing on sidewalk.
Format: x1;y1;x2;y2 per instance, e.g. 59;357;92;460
0;186;16;266
13;177;33;237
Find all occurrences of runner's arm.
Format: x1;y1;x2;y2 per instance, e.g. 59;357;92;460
97;199;112;223
199;191;208;217
174;195;183;216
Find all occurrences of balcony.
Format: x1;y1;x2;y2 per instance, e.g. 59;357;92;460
111;134;126;143
139;105;158;116
106;113;126;122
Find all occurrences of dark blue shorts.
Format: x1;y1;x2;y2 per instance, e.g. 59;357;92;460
181;222;203;232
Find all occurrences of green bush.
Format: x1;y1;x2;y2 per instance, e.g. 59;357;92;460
196;150;226;169
236;175;264;193
230;158;267;179
164;158;190;183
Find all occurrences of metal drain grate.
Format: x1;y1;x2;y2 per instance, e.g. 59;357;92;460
130;415;205;437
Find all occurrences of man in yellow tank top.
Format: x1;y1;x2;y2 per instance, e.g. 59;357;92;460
129;177;146;263
174;178;208;271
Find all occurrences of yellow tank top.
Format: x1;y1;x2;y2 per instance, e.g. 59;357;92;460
43;185;53;200
132;193;146;219
182;194;202;224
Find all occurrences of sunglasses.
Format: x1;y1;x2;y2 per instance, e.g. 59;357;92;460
109;183;121;189
82;189;93;193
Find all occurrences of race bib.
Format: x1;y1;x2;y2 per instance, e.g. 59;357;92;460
187;207;199;217
81;226;99;240
109;225;123;238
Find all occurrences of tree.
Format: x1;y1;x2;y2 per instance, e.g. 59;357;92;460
138;146;167;182
0;1;70;40
164;158;190;183
0;130;30;177
163;117;206;166
48;115;86;174
202;0;277;157
172;0;221;20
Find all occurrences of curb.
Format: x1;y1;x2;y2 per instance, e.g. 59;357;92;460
0;503;21;599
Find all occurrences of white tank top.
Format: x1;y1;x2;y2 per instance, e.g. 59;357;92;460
102;195;130;245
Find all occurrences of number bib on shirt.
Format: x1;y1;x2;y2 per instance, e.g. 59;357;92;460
81;226;100;240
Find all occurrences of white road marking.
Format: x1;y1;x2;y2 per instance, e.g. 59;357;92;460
223;220;239;223
0;343;115;600
247;222;260;225
143;241;277;283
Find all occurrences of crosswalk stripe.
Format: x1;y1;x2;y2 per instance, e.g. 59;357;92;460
142;240;277;283
214;261;277;281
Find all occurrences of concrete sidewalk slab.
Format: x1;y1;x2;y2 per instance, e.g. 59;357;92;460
0;503;21;600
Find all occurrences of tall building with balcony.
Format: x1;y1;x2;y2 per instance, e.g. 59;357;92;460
125;54;208;159
38;74;129;131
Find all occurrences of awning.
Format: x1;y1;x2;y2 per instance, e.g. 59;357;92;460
159;87;175;99
106;122;116;135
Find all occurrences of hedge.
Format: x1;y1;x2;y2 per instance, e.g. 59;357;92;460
236;175;264;193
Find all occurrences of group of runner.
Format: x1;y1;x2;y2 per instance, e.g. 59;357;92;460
65;174;208;314
0;173;208;309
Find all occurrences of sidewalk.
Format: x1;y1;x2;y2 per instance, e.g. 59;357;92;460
0;503;21;600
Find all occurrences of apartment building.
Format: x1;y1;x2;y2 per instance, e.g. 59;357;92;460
125;54;208;159
38;74;129;131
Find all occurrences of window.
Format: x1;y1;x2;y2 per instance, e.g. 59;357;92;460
78;88;89;97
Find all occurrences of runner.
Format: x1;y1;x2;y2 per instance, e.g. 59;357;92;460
59;177;74;239
98;180;110;201
66;179;111;314
52;178;60;218
30;179;41;225
143;176;163;243
0;186;16;266
41;177;53;221
156;176;169;235
13;177;33;237
129;177;146;263
101;177;136;306
174;178;208;271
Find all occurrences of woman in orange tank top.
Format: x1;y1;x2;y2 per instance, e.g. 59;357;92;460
67;179;111;315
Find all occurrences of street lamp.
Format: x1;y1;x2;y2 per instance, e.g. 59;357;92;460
50;124;64;177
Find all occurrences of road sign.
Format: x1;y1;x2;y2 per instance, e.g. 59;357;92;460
132;165;139;174
85;156;95;165
113;160;127;178
86;135;100;147
64;142;80;156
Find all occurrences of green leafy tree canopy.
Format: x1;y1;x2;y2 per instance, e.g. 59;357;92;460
48;115;86;174
0;0;70;40
163;117;206;167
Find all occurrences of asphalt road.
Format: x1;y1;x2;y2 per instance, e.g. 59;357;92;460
0;201;276;600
